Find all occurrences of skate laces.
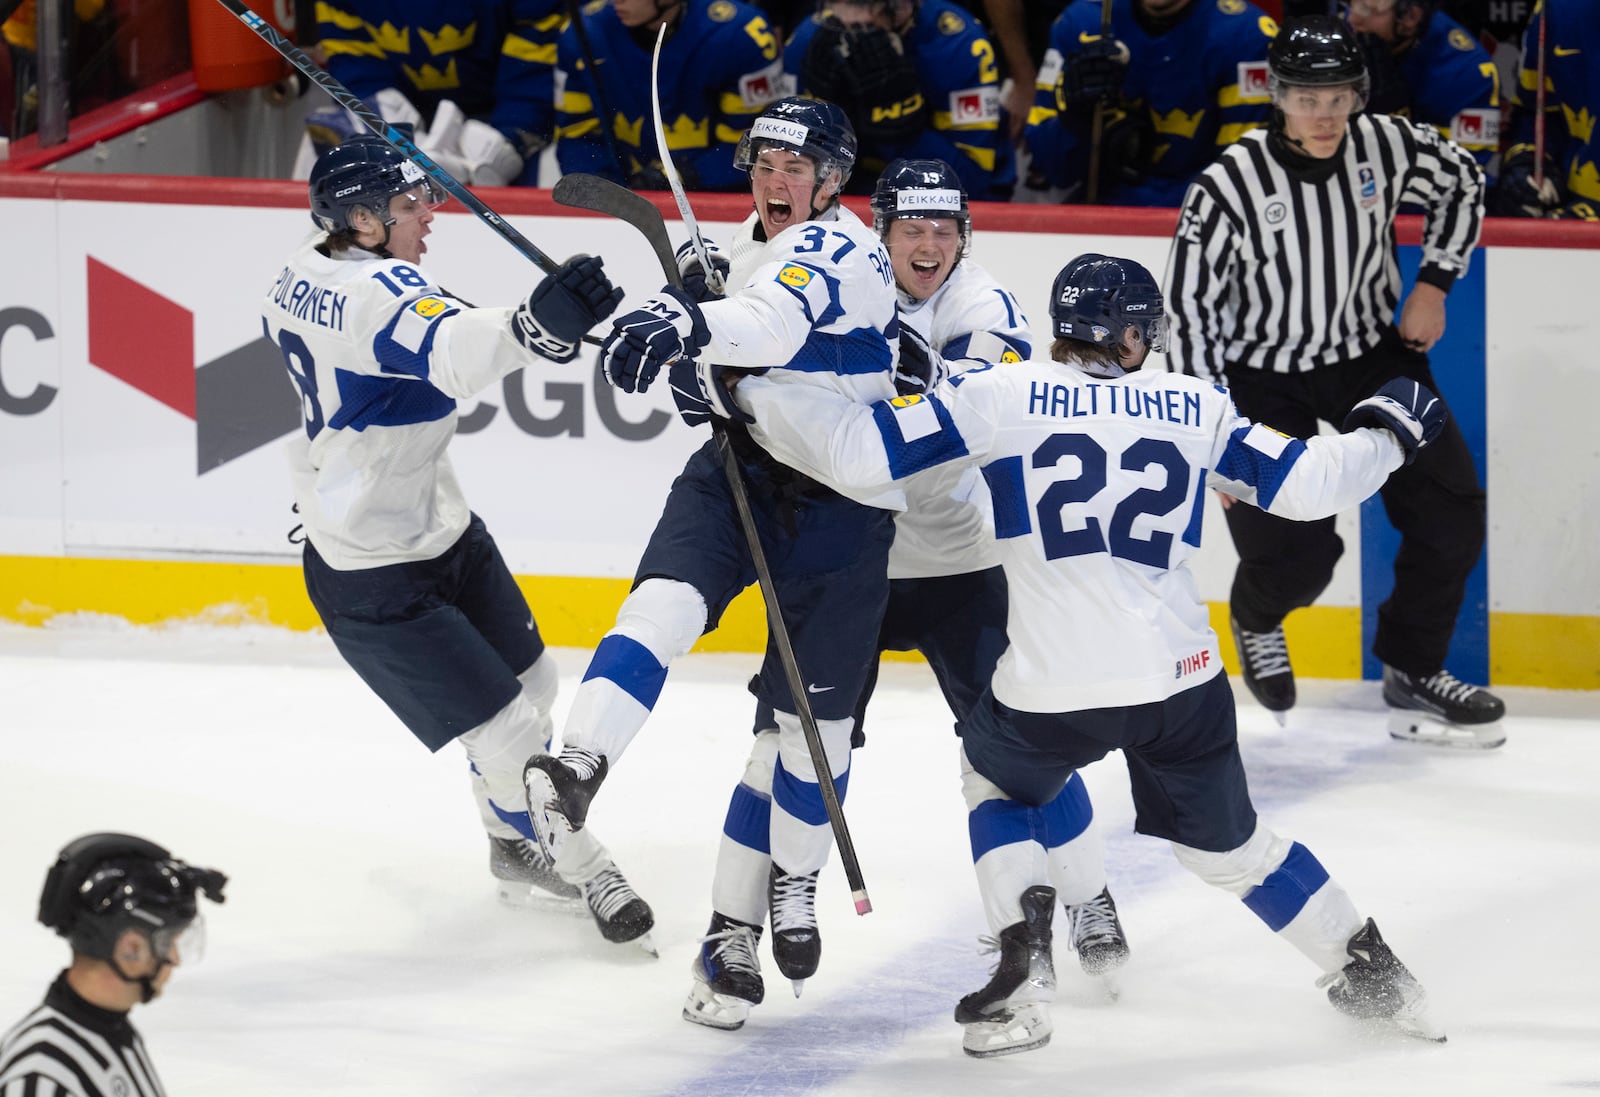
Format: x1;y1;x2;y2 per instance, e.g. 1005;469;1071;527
1417;669;1479;705
703;923;761;976
1069;893;1122;950
583;866;641;921
770;869;820;932
558;746;604;783
1237;624;1291;677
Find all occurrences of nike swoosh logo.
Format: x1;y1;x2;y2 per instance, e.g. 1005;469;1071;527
1553;46;1580;56
1079;31;1103;43
806;683;835;694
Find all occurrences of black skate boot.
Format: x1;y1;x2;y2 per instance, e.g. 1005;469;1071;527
1383;666;1506;749
1066;886;1130;986
955;885;1057;1058
581;863;656;951
487;835;582;910
523;748;607;859
683;912;765;1031
1232;615;1295;722
768;864;821;994
1319;918;1444;1041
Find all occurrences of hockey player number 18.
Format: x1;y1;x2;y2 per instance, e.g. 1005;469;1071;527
1033;432;1198;570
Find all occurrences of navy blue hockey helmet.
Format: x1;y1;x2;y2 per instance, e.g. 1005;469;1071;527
735;96;858;190
38;833;227;964
1049;253;1167;354
308;134;444;235
1268;16;1370;108
870;158;971;251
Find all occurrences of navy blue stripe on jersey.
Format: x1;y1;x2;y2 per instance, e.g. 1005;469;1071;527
1240;842;1330;931
327;371;455;432
1181;471;1207;548
771;757;851;827
580;633;668;709
1214;425;1308;510
784;326;895;377
943;330;1030;364
980;456;1032;539
722;781;772;855
967;797;1031;858
871;393;968;479
1038;772;1093;845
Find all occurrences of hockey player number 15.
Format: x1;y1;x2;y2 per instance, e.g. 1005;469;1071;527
1033;432;1197;570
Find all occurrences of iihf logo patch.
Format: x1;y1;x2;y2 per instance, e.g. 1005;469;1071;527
1264;200;1287;227
1358;164;1379;208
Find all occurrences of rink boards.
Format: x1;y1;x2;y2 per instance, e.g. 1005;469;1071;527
0;177;1593;689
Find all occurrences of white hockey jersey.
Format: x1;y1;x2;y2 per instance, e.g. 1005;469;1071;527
890;260;1032;580
261;234;540;570
737;359;1406;713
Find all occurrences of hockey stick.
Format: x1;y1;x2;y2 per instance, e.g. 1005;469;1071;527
651;21;725;295
563;0;630;182
1532;3;1548;192
1084;0;1114;205
213;0;561;276
553;173;873;916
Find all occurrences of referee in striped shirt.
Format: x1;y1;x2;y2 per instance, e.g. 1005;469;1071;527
1164;15;1505;747
0;834;226;1096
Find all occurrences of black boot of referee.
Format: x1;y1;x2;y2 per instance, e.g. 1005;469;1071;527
1231;615;1296;721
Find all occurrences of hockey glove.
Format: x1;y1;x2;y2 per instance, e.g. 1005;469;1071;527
1489;146;1562;218
459;118;525;186
1342;378;1446;466
674;237;731;303
599;286;710;393
668;358;757;427
1056;38;1131;115
840;25;926;145
894;324;946;396
511;254;624;363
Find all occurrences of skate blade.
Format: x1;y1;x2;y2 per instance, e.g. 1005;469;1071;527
522;769;576;858
789;978;806;999
1271;709;1289;728
682;990;751;1031
1387;711;1506;750
961;1004;1053;1059
623;931;659;958
1095;968;1122;1002
495;884;586;917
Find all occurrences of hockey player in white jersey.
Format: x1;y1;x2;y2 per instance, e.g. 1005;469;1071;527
261;135;655;947
522;97;902;1002
714;253;1449;1043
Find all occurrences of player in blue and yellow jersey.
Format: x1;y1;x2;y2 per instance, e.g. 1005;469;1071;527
785;0;1016;201
1025;0;1278;207
1348;0;1499;169
553;0;785;191
1494;0;1600;219
311;0;562;185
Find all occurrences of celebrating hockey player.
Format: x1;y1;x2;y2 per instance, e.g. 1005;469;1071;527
719;252;1451;1045
523;97;901;1008
261;135;655;948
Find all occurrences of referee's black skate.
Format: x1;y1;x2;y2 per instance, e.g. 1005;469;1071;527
683;912;765;1031
1383;666;1506;749
580;862;656;953
955;885;1057;1059
768;864;821;996
487;835;582;912
1319;918;1444;1042
1232;616;1295;724
523;748;607;859
1065;886;1129;995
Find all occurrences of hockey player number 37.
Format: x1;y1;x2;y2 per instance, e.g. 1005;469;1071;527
1034;433;1197;569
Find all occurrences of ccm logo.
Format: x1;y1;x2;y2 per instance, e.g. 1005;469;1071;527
334;184;362;197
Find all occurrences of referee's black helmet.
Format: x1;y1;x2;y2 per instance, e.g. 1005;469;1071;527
1269;15;1371;103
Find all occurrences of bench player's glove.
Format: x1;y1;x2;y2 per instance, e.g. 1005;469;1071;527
1489;146;1562;218
1056;38;1130;115
1343;378;1446;465
510;254;623;363
668;359;757;427
804;21;925;144
598;285;710;392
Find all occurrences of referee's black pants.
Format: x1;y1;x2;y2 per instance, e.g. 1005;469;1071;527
1221;328;1486;677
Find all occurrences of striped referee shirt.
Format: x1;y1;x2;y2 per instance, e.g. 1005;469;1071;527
1164;112;1484;381
0;974;166;1097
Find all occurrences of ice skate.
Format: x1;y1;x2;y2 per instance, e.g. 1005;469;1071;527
1319;918;1445;1042
1066;886;1129;997
683;913;765;1031
1232;616;1295;725
955;885;1057;1059
768;864;821;996
523;748;607;859
1383;666;1506;749
581;862;657;955
487;836;583;914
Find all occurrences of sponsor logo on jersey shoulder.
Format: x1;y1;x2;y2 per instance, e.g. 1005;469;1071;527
1450;108;1499;147
948;85;1001;124
1218;0;1245;14
776;264;813;288
707;0;736;21
938;10;965;34
1038;49;1063;89
1448;27;1475;51
890;394;925;409
739;59;784;108
749;117;808;147
1237;61;1270;102
1000;349;1021;363
888;392;941;442
410;296;449;319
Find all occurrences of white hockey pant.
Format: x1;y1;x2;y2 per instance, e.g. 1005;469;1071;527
1171;823;1364;974
960;745;1107;934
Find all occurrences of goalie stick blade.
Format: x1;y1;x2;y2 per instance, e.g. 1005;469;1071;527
551;174;682;289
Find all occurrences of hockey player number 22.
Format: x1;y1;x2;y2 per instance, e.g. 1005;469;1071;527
1033;432;1193;569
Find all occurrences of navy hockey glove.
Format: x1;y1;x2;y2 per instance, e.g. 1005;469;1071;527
894;324;946;396
1342;378;1446;465
1057;37;1130;114
674;237;731;303
598;285;710;393
1489;146;1561;218
511;254;624;363
667;359;757;427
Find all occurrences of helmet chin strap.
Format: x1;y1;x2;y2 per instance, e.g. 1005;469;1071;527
109;951;170;1004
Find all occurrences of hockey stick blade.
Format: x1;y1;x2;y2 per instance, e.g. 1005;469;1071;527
212;0;559;275
552;175;682;290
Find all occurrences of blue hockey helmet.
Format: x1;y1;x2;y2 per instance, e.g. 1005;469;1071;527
735;96;858;191
870;158;970;251
1049;253;1167;354
308;134;444;236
